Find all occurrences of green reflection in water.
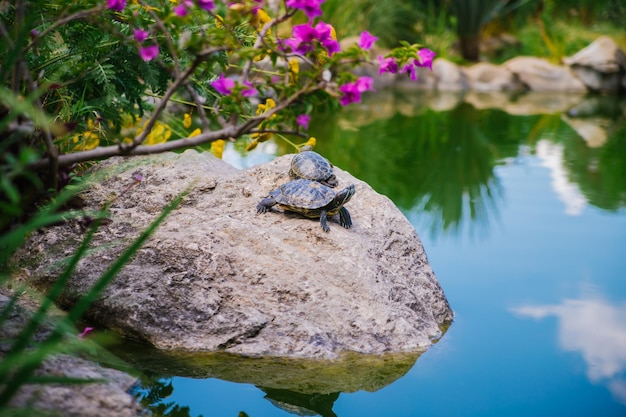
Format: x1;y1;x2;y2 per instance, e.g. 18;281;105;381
109;339;425;417
302;91;626;239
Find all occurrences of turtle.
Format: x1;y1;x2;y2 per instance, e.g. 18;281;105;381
289;150;338;187
256;179;355;232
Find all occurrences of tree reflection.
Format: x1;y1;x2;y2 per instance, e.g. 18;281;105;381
307;92;626;239
132;374;195;417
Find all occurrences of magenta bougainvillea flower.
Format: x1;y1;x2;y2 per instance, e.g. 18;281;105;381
355;76;374;92
241;81;258;97
398;48;436;80
284;23;319;55
358;31;378;50
133;29;149;42
174;2;191;17
211;74;235;95
107;0;127;12
416;48;436;70
339;76;374;106
296;114;311;130
283;21;340;57
378;56;398;75
78;327;94;339
196;0;215;11
315;21;340;56
401;62;418;80
286;0;324;20
139;44;159;62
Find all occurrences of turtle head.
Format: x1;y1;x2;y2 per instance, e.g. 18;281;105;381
333;184;355;208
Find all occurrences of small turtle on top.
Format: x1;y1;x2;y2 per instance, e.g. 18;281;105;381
256;179;355;232
289;150;338;188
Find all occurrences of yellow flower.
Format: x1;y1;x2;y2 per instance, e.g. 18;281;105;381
189;128;201;137
72;131;100;151
121;113;137;129
246;139;259;151
303;137;316;149
250;132;273;142
210;139;226;159
250;9;272;32
143;121;172;145
255;98;276;115
183;113;192;129
288;58;299;84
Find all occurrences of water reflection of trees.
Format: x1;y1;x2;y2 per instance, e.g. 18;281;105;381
308;92;626;239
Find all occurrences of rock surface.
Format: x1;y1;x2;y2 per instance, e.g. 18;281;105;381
503;56;588;92
13;150;453;359
563;36;626;93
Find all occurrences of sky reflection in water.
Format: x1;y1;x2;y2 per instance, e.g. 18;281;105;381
135;92;626;417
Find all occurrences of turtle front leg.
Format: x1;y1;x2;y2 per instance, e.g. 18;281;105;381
256;197;277;214
338;207;352;229
319;210;331;232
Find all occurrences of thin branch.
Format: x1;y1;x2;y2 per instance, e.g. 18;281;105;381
241;10;296;82
30;79;325;170
122;47;225;151
25;6;105;53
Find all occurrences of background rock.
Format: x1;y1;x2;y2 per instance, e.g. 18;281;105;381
13;150;453;359
503;56;588;92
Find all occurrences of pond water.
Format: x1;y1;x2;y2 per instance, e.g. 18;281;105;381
121;90;626;417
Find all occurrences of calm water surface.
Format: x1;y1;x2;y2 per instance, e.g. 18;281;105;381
128;91;626;417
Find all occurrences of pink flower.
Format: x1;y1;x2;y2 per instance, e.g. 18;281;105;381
139;44;159;62
296;114;311;130
339;76;374;106
133;29;149;42
211;73;235;95
286;0;324;20
174;2;190;17
416;48;436;71
78;327;94;338
378;56;398;75
197;0;215;11
284;21;340;57
401;62;417;80
107;0;127;12
358;31;378;50
355;76;374;92
284;23;319;55
315;21;340;56
241;81;258;98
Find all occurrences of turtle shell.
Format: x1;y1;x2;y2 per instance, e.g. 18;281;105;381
289;151;335;184
270;179;335;211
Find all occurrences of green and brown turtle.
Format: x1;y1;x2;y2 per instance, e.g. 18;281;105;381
289;150;338;187
256;179;355;232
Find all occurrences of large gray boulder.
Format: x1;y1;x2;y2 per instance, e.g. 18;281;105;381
563;36;626;93
13;150;453;359
503;56;588;92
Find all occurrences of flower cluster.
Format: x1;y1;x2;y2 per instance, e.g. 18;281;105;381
339;77;375;106
282;21;340;57
101;0;434;154
379;48;436;80
286;0;324;20
210;74;257;97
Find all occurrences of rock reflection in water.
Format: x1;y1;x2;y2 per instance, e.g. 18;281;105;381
511;293;626;404
107;341;428;416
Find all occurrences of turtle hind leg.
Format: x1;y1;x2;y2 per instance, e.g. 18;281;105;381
319;210;331;232
256;197;276;214
338;207;352;229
